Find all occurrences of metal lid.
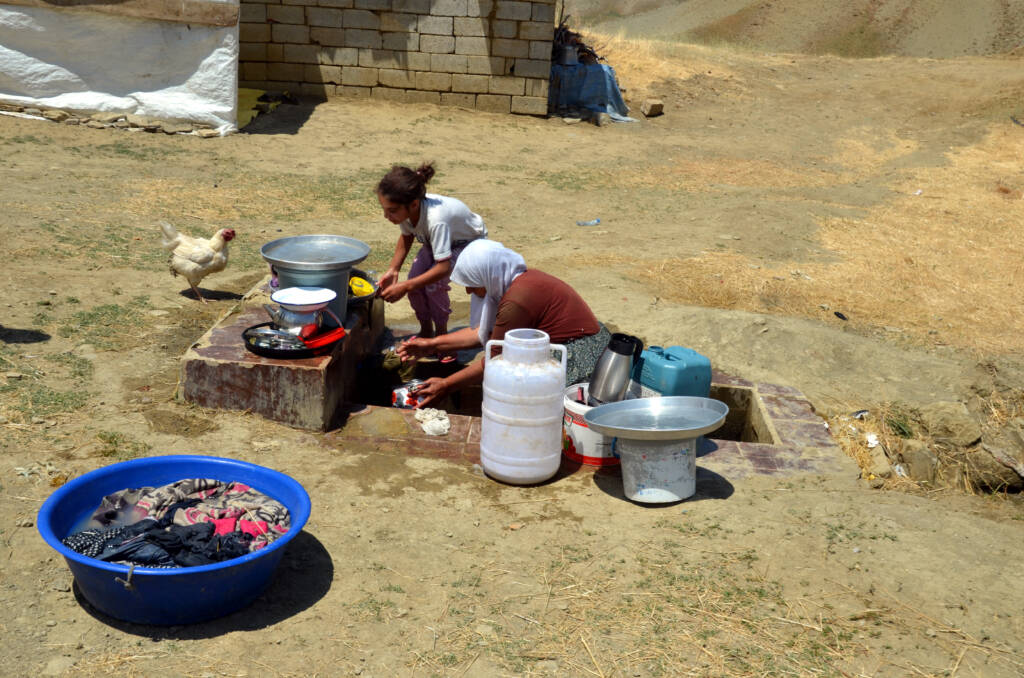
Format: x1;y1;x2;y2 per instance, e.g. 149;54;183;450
261;235;371;271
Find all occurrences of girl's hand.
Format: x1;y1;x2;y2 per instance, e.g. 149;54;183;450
412;377;448;408
396;336;433;361
377;269;399;293
379;280;409;303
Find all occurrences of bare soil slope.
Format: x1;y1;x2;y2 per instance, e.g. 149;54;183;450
572;0;1024;57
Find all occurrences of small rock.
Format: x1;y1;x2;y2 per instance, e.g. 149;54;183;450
32;416;45;424
16;519;34;527
24;107;43;116
898;440;938;483
562;116;582;124
85;120;106;129
508;522;524;530
42;110;69;122
162;121;193;134
63;117;80;125
45;620;57;627
197;128;220;138
918;401;981;446
640;98;664;117
92;112;124;123
868;446;893;478
5;372;24;380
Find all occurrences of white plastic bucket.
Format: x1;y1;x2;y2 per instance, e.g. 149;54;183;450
481;329;567;485
617;437;697;503
562;383;619;466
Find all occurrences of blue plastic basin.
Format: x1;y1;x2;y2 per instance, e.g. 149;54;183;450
37;455;311;626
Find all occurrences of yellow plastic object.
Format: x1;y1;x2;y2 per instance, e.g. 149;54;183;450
349;276;374;298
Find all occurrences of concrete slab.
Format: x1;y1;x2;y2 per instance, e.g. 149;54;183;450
323;373;858;494
179;283;385;430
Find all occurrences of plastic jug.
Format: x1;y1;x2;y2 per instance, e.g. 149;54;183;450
481;328;567;484
628;346;712;399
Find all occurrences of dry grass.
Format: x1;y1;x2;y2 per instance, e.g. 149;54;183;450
607;122;1024;355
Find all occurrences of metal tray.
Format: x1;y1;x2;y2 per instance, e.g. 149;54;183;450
261;235;370;271
583;396;729;441
242;322;340;360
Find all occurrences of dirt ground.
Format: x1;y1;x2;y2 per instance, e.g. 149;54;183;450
2;16;1024;678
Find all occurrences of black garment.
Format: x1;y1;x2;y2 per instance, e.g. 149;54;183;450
63;518;253;568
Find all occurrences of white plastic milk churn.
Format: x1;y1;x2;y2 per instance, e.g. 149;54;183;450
481;328;567;484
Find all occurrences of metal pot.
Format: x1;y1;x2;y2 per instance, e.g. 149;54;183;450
263;305;328;335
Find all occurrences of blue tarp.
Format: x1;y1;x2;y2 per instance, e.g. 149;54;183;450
549;63;636;122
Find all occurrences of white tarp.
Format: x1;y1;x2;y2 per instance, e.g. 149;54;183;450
0;3;238;133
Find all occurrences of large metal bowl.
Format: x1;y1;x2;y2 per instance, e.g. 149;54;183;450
583;396;728;441
261;235;370;271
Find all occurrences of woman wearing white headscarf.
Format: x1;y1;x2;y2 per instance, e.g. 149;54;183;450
397;240;611;407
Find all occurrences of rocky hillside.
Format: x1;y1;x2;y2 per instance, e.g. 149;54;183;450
567;0;1024;57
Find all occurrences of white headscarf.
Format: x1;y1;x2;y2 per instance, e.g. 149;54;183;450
450;240;527;345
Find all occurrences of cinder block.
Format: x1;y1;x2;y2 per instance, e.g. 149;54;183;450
511;95;547;115
240;4;266;22
441;92;476;107
282;0;310;6
529;39;551;60
420;34;456;53
239;79;267;90
339;85;373;97
319;0;353;7
418;15;453;35
495;0;531;20
431;0;468;16
239;42;267;61
285;44;319;63
342;65;380;86
272;24;311;43
268;62;306;81
491;19;517;38
511;58;549;79
320;46;359;65
268;4;305;24
455;36;489;56
311;27;347;46
467;55;506;75
489;75;524;95
306;64;343;83
265;80;301;92
378;68;418;88
383;31;420;50
415;71;453;91
267;43;284;61
406;90;442;104
343;8;380;29
381;12;417;32
354;0;389;8
307;7;343;26
394;0;431;13
476;93;511;113
466;0;492;16
406;52;433;69
451;73;489;93
345;28;383;48
359;49;401;68
492;38;529;58
641;98;664;117
525;77;548;98
297;83;330;100
240;62;268;81
453;17;486;36
240;22;271;42
431;53;468;73
372;87;410;102
531;2;554;22
519;20;553;40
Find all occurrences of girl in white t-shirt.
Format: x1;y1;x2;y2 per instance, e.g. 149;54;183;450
376;163;488;358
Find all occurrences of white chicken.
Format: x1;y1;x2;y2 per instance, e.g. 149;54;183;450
158;221;236;303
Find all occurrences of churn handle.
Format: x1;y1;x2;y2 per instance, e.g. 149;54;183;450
484;339;503;365
551;343;567;372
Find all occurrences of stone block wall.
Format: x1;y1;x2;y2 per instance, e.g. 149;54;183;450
238;0;555;115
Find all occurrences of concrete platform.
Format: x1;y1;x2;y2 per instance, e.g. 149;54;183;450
179;284;386;431
323;370;855;494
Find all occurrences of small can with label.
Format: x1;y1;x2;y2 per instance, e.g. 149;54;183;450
391;379;425;409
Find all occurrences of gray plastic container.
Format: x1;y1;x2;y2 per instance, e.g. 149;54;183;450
261;235;371;327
